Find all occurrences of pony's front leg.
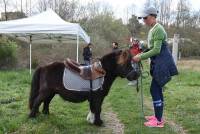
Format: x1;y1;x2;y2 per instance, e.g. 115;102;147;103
87;91;104;126
94;96;104;126
94;110;103;126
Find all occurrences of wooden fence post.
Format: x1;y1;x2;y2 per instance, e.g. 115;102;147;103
172;34;179;65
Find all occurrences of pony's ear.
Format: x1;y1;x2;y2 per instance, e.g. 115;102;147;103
117;50;129;65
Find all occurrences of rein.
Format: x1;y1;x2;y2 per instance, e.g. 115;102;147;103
136;61;149;119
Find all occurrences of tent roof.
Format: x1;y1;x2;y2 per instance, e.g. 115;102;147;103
0;9;90;44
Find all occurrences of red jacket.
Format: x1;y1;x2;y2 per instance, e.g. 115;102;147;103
129;43;142;56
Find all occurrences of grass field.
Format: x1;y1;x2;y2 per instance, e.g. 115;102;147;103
0;63;200;134
107;69;200;134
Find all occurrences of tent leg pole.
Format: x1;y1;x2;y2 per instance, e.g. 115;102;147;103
76;32;79;62
29;36;32;74
29;43;32;74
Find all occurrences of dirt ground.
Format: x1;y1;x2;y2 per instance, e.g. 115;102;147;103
178;59;200;72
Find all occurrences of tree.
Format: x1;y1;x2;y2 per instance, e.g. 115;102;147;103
159;0;172;27
127;15;142;37
79;1;130;55
37;0;49;12
144;0;151;8
176;0;191;30
37;0;80;21
2;0;9;20
0;37;17;68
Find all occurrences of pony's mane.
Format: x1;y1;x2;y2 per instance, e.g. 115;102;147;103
99;50;122;73
100;50;121;61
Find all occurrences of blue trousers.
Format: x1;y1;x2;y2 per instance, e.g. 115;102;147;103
84;60;90;65
150;78;164;121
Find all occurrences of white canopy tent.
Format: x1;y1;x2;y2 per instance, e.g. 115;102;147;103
0;9;90;73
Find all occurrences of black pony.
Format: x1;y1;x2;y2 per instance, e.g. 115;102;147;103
29;49;140;126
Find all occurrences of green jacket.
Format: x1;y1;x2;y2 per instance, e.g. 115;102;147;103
140;23;167;60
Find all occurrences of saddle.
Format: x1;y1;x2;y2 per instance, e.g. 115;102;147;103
64;58;106;80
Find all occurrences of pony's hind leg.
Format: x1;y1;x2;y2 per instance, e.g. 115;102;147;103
29;90;50;118
42;92;55;114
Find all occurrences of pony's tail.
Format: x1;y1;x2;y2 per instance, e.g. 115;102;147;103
29;67;41;110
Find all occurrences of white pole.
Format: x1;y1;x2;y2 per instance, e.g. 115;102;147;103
172;34;179;65
178;51;181;60
76;27;79;62
30;0;31;16
29;36;32;74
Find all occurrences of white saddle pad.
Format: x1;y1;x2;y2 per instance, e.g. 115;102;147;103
63;68;104;91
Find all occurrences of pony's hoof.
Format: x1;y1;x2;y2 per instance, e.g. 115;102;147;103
29;113;36;118
94;119;103;126
28;114;36;118
87;111;95;124
42;110;49;115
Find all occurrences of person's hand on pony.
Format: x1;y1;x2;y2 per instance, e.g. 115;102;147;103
132;54;141;62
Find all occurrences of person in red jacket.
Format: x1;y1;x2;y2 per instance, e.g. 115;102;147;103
128;38;142;86
130;39;142;56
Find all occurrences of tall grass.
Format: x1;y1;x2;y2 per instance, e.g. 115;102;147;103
0;70;109;133
0;69;200;133
106;69;200;134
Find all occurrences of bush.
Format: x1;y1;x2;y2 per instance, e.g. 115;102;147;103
0;37;17;69
31;58;39;69
180;40;200;57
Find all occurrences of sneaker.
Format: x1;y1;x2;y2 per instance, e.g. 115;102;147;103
145;115;156;121
145;115;164;123
144;119;164;128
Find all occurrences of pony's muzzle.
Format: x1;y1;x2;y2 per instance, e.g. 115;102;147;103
126;70;140;81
